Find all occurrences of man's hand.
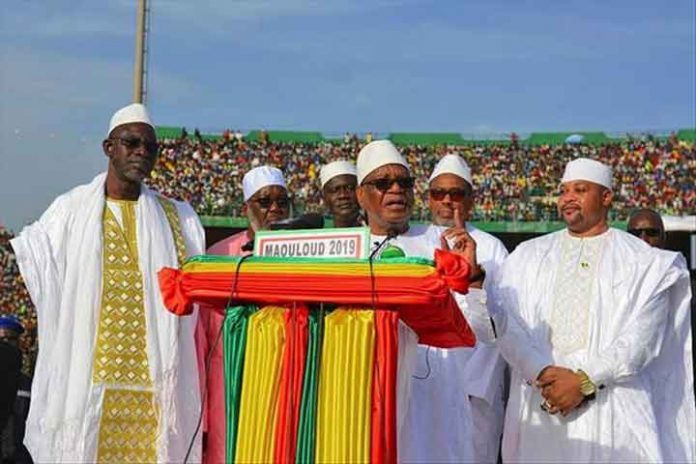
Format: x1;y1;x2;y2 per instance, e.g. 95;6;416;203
536;366;585;416
440;208;484;286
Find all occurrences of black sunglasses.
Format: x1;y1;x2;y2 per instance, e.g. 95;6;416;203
429;188;470;202
254;197;290;209
362;177;415;192
627;228;662;238
112;135;159;154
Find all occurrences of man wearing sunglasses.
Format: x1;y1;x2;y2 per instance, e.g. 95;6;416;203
627;208;666;249
478;158;693;463
199;165;289;464
400;154;509;463
319;160;363;228
10;104;206;462
355;142;492;462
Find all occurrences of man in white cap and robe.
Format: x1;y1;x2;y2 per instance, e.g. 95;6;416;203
399;154;509;462
197;165;289;464
10;103;206;462
478;158;694;462
354;141;491;459
319;160;362;228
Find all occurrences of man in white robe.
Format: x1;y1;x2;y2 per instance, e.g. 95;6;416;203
354;141;491;461
482;158;694;462
10;104;206;462
400;154;509;463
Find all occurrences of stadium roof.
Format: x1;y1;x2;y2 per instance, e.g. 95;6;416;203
156;126;695;145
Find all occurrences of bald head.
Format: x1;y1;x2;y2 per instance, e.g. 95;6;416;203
627;208;666;249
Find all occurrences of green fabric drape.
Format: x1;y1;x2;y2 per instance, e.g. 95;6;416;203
295;308;324;463
223;305;256;463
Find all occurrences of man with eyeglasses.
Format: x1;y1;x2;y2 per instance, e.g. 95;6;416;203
319;160;363;228
474;158;693;462
198;165;289;464
10;104;206;462
400;154;509;463
354;141;490;462
627;208;666;249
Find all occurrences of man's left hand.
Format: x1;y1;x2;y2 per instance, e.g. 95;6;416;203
536;366;585;416
440;208;484;285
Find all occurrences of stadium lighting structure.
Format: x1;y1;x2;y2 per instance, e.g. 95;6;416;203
133;0;150;104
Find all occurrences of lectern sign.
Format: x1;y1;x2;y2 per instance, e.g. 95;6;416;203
254;227;370;259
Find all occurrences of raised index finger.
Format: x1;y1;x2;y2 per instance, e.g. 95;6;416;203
453;207;465;229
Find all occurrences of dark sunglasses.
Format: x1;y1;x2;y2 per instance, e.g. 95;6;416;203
254;197;290;209
627;228;662;238
429;188;470;202
112;136;159;153
362;177;415;192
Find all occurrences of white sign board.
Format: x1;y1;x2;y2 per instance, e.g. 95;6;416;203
254;227;370;259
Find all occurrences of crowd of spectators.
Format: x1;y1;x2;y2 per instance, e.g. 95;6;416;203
149;131;695;222
3;134;694;373
0;227;37;376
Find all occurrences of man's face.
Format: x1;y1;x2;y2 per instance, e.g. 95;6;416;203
243;185;290;231
322;174;359;220
557;180;612;233
627;212;666;248
428;173;474;226
103;123;158;183
356;164;414;233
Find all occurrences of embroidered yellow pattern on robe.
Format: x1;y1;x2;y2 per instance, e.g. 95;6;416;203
93;200;156;463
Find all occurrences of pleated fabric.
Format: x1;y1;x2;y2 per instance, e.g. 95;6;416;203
234;306;286;463
371;310;399;464
222;305;255;464
274;305;310;463
295;309;323;464
158;253;475;349
316;308;376;463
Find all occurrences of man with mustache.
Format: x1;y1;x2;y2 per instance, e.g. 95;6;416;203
400;154;509;463
319;160;363;228
482;158;693;462
197;165;289;464
354;141;490;461
10;104;206;462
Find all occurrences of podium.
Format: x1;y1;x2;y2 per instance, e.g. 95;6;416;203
158;251;475;463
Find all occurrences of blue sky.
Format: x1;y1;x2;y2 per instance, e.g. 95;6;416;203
1;0;694;229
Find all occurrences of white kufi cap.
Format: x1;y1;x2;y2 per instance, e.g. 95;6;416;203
428;154;473;186
356;140;410;184
108;103;154;136
561;158;613;190
242;166;287;201
320;160;357;188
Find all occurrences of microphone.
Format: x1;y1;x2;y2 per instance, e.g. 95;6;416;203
268;213;325;231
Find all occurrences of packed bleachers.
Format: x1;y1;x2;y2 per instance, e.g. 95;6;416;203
0;227;37;375
3;130;694;374
149;130;695;222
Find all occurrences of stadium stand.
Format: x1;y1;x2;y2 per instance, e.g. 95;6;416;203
148;128;695;224
4;128;694;374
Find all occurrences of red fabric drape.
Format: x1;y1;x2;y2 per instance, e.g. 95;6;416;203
158;252;476;348
371;310;399;464
273;305;309;463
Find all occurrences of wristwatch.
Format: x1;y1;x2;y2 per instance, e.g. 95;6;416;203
576;369;597;397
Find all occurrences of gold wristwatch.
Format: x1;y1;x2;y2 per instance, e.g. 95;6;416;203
576;369;597;397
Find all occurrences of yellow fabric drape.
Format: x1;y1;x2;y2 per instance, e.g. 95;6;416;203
316;308;375;463
235;306;287;463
